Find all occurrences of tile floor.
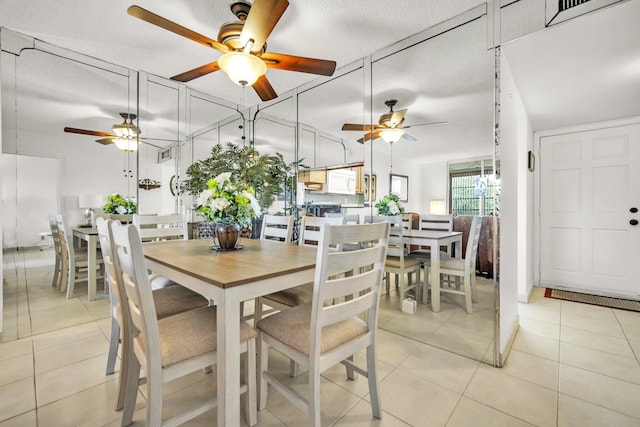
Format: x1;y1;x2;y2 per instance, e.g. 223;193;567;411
2;248;640;426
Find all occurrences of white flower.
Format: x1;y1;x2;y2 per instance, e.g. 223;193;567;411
209;197;230;212
116;205;127;215
197;189;213;206
388;201;400;215
242;190;262;217
214;172;232;185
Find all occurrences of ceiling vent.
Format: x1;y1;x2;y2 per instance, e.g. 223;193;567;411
559;0;591;12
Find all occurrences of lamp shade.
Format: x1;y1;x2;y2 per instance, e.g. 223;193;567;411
218;52;267;86
78;194;104;209
380;128;405;144
113;137;138;152
429;199;446;215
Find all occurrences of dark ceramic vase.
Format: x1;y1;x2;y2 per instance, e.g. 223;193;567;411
215;222;241;250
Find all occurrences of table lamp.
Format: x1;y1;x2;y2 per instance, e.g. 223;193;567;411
78;194;103;227
429;199;446;215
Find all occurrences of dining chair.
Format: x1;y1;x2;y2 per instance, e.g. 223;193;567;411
420;215;482;314
96;218;208;382
410;214;454;255
111;223;258;427
132;213;187;242
47;214;63;289
255;215;343;377
366;215;421;302
55;214;104;298
257;221;390;427
259;214;294;243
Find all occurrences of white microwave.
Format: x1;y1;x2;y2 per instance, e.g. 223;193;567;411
325;169;356;195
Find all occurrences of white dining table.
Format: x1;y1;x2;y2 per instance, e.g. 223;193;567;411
403;229;463;312
142;238;317;426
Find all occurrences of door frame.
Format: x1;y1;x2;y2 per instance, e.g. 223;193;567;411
533;115;640;292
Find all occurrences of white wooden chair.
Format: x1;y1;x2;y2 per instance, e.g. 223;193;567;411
96;218;208;384
366;215;421;302
410;214;454;255
133;214;188;288
255;215;343;377
421;215;482;314
257;222;390;427
259;214;294;243
47;214;63;289
55;214;104;298
133;213;186;242
111;223;257;427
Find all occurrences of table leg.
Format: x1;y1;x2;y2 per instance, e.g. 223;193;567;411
218;291;241;426
87;236;97;301
431;242;441;312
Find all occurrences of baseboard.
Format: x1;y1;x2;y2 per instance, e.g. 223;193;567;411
497;314;519;368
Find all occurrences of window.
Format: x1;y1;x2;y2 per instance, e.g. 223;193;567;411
449;159;496;216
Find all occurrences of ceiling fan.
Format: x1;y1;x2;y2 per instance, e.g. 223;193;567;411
64;113;170;152
127;0;337;101
341;99;447;144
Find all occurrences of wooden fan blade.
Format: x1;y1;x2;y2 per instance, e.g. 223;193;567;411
253;75;277;101
171;62;221;82
65;127;115;138
389;108;408;127
240;0;289;53
400;133;417;142
342;123;382;131
95;138;114;145
127;6;228;53
407;120;449;127
139;139;163;149
357;130;383;144
262;52;336;76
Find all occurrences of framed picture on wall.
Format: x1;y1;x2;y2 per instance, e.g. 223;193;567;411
364;174;370;202
390;174;408;202
371;174;377;201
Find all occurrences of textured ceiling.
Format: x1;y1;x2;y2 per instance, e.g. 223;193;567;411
1;0;637;163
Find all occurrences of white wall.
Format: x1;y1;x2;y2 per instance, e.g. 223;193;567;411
418;161;448;214
498;51;534;355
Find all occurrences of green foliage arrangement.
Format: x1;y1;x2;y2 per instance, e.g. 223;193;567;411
195;172;261;227
375;193;405;216
185;142;303;214
103;193;137;214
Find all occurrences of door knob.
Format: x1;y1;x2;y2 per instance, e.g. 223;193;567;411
631;207;638;213
631;219;639;226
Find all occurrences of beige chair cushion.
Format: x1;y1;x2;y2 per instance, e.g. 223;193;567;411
153;285;209;319
384;256;421;269
261;283;313;307
140;306;256;368
256;304;368;356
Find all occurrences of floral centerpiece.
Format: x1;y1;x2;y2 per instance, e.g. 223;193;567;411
196;172;261;249
375;193;405;216
103;193;137;215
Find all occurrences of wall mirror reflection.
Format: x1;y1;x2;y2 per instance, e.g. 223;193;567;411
390;174;408;202
370;7;496;364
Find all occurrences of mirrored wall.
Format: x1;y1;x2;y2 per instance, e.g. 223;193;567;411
1;4;499;365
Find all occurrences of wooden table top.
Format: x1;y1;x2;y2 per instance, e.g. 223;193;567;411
143;238;318;289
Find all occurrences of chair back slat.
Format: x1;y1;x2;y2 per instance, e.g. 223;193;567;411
418;214;454;231
465;216;483;270
133;214;186;242
96;218;124;307
112;223;160;358
260;215;294;243
298;216;344;247
309;222;389;356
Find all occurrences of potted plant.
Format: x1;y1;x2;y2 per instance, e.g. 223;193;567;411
375;193;405;216
103;193;137;223
185;143;304;235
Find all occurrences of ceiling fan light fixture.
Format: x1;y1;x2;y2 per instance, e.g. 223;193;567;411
380;128;405;144
218;51;266;86
113;137;138;152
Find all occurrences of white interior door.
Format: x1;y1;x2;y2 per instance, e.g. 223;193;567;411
540;123;640;299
